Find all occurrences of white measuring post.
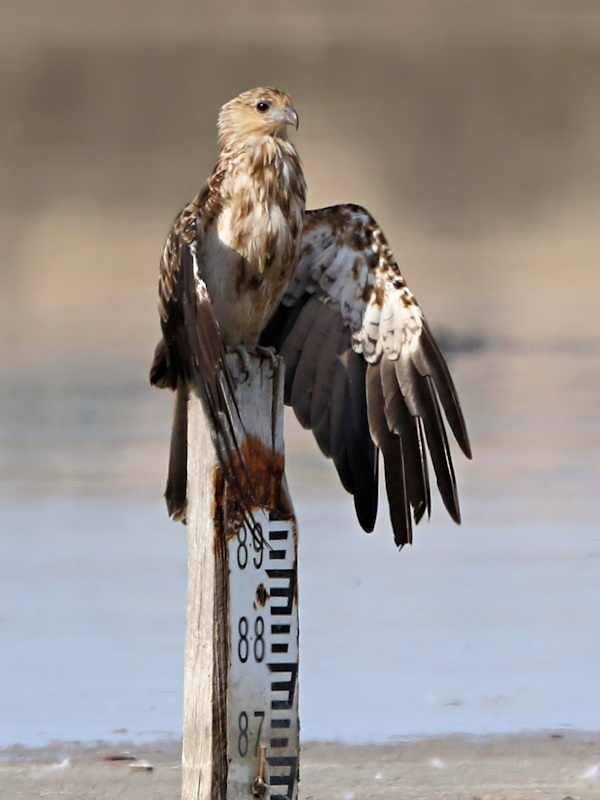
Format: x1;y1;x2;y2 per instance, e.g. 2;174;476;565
182;354;299;800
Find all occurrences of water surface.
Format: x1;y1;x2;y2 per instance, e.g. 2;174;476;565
1;346;598;747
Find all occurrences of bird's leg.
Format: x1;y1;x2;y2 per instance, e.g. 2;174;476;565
230;346;252;383
228;346;280;383
253;345;280;369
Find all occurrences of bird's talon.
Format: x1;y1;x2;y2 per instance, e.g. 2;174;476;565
231;346;252;382
254;345;280;370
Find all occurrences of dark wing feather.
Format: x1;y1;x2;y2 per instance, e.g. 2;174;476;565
289;301;331;427
310;321;349;453
347;351;379;533
413;319;472;458
262;203;471;546
380;356;430;525
267;295;379;533
278;298;320;406
150;190;252;522
328;354;354;490
366;363;410;546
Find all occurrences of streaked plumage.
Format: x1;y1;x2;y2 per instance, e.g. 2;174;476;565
151;87;472;546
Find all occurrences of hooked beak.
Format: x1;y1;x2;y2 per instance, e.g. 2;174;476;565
282;105;299;130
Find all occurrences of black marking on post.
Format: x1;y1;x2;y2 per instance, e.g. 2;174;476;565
268;529;289;541
268;663;298;710
271;624;290;634
268;755;298;800
270;737;289;748
267;569;296;616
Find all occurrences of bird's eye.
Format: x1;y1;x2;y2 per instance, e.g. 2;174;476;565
256;101;270;113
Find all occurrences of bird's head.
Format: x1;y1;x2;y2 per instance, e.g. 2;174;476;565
218;87;299;148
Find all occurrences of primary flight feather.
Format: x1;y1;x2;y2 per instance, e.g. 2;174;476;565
150;87;472;546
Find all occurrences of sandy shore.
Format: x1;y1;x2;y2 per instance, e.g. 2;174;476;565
2;734;599;799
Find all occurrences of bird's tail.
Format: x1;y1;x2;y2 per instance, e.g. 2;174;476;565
165;385;189;522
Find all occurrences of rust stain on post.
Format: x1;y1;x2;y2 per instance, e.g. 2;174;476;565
216;434;292;525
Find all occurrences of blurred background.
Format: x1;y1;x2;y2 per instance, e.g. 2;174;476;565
1;0;599;747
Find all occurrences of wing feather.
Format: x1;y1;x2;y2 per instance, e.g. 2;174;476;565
413;320;472;458
395;356;460;523
380;356;431;524
310;322;348;450
366;363;410;545
262;203;471;546
279;298;321;406
150;191;254;523
329;355;355;495
289;300;333;428
346;352;379;533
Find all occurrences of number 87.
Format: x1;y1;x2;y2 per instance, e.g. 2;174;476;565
237;710;265;758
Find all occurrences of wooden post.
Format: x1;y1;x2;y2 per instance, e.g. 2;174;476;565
182;354;299;800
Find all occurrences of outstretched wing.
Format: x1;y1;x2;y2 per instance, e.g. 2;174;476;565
261;204;472;547
150;185;250;522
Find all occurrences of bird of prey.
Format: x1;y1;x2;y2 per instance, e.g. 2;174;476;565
150;87;471;547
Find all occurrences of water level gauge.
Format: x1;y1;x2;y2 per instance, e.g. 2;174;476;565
227;510;299;800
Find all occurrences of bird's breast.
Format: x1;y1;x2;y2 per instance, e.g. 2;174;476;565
217;195;301;271
201;193;303;347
